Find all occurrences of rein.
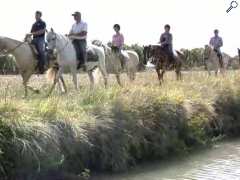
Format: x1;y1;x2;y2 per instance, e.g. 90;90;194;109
0;41;26;56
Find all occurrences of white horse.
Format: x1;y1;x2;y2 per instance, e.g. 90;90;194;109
46;29;108;93
203;45;229;76
92;40;139;86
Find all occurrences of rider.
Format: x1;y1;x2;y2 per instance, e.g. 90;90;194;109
68;11;88;70
159;24;174;62
28;11;46;74
209;29;223;67
112;24;126;69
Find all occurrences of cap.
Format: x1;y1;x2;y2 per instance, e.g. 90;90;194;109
72;11;81;16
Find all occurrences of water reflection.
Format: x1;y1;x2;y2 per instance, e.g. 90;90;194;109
91;139;240;180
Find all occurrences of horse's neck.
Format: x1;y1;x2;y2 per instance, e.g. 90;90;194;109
56;35;69;50
5;38;22;50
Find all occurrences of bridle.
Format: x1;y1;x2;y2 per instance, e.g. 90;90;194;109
47;33;69;53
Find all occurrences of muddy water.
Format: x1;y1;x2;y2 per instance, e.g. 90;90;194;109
91;139;240;180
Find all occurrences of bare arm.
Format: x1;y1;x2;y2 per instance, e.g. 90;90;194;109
31;29;46;36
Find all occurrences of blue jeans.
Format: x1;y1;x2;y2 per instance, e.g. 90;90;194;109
32;37;46;72
72;39;87;65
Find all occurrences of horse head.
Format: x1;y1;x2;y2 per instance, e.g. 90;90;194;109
0;37;7;54
46;28;57;51
203;44;212;61
46;29;59;68
143;45;152;65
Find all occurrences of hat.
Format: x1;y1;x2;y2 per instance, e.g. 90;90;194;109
72;11;81;16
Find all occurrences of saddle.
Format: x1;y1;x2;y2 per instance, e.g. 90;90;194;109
87;47;98;62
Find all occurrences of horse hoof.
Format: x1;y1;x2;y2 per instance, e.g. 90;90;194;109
35;90;40;94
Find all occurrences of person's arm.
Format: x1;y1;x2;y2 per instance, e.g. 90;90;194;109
219;37;223;47
159;34;164;44
30;22;46;36
120;34;124;49
73;31;87;36
70;23;88;37
209;37;213;46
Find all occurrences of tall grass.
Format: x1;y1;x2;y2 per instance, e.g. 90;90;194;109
0;71;240;179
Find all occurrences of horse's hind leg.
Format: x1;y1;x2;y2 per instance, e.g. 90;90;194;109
88;71;95;90
116;74;123;87
175;68;182;80
99;65;108;88
156;68;162;85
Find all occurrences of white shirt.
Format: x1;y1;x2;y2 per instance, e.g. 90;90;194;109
70;21;88;40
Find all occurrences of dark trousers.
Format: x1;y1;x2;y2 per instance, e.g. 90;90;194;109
162;45;174;62
72;39;87;65
214;49;223;67
32;37;46;72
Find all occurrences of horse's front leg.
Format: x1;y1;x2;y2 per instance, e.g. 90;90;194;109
46;68;64;97
70;66;78;90
22;71;34;98
59;75;67;93
88;70;95;90
156;68;162;85
27;86;40;94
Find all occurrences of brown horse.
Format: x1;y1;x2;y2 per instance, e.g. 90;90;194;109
143;45;184;84
238;48;240;65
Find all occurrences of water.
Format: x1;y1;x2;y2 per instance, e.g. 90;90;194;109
91;139;240;180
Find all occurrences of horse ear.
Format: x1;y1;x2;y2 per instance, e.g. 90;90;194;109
50;28;54;33
45;29;48;33
176;50;183;57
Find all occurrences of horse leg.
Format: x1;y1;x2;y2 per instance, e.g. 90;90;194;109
70;66;78;90
156;68;162;85
116;74;123;87
27;86;40;94
99;64;108;88
59;75;67;93
160;70;165;83
47;68;63;97
21;71;33;98
88;70;95;90
175;67;181;80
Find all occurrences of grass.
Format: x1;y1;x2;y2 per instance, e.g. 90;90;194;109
0;71;240;179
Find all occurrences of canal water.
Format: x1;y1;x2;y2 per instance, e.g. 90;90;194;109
91;139;240;180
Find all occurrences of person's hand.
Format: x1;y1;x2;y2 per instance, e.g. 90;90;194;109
26;33;33;37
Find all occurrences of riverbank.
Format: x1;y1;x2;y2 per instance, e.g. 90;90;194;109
0;71;240;179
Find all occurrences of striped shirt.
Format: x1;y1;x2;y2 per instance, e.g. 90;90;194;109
112;33;124;49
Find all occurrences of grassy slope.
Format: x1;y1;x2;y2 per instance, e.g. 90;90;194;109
0;71;240;179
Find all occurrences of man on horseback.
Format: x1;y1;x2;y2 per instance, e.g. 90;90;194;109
159;24;175;63
112;24;126;69
27;11;46;74
68;11;87;70
209;29;223;67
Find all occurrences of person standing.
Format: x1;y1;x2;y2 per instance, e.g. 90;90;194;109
209;29;223;67
68;11;88;70
28;11;46;74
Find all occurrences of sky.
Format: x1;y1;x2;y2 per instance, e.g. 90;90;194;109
0;0;239;56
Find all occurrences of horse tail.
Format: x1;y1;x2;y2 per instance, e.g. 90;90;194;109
46;62;59;82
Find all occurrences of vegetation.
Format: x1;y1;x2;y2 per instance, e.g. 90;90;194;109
0;71;240;179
